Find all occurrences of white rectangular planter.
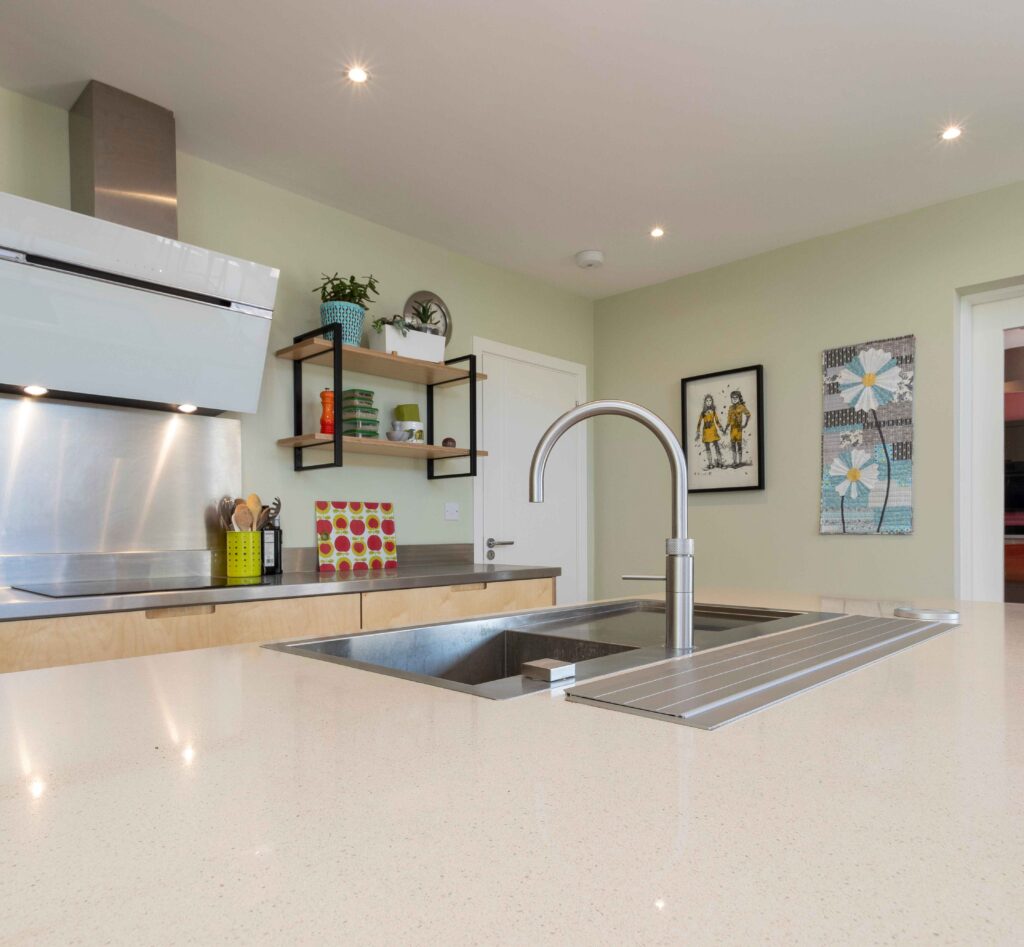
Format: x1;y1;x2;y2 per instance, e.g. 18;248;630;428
369;324;445;362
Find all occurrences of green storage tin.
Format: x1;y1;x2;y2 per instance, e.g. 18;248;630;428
393;403;421;422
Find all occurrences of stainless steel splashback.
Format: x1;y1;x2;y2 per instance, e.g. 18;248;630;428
0;396;239;575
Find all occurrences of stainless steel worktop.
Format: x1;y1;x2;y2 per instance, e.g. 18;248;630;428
0;562;560;622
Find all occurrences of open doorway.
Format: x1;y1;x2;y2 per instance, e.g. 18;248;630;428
958;286;1024;602
1004;329;1024;601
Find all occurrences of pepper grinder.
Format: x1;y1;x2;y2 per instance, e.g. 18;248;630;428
320;388;335;434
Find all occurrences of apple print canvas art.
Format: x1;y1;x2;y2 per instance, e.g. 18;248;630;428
315;500;398;573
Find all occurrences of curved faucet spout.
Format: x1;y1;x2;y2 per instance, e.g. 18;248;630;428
529;400;687;538
529;400;694;652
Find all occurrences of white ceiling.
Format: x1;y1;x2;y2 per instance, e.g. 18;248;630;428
1;0;1023;298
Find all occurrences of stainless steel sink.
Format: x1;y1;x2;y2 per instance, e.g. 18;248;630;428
265;599;835;699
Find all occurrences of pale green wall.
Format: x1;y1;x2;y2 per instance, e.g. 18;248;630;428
175;154;593;547
0;85;594;552
0;88;68;207
8;80;1024;601
594;182;1024;601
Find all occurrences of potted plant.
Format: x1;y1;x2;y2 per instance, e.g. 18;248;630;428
313;273;379;345
369;299;445;361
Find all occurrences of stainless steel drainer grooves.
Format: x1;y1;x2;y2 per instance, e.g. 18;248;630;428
565;614;957;729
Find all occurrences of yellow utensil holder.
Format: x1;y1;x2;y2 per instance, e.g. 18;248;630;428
226;531;262;578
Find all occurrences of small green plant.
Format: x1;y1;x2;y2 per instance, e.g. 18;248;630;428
409;299;439;328
371;314;410;337
313;273;380;308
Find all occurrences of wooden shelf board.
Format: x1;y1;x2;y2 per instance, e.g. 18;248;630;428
275;337;487;386
277;433;488;460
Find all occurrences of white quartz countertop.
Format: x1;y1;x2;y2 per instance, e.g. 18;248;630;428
1;588;1022;945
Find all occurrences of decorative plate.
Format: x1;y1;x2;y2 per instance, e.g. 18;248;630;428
315;500;397;572
403;290;452;344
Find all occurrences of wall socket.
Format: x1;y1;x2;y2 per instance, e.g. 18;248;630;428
444;502;460;521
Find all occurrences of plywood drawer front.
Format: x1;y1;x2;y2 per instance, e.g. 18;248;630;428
360;578;555;631
0;594;361;674
209;595;360;645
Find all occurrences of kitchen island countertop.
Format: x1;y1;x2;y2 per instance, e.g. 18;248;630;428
1;587;1021;945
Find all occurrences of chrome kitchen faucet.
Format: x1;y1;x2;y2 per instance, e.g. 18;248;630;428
528;400;695;652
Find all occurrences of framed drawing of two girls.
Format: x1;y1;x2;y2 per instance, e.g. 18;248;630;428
681;364;764;493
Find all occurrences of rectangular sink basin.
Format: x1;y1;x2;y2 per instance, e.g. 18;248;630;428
266;599;836;699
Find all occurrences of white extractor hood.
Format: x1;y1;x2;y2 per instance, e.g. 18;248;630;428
0;191;279;414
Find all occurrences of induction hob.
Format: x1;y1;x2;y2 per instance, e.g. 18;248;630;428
12;576;237;598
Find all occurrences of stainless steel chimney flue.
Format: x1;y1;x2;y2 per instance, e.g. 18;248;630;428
69;80;178;238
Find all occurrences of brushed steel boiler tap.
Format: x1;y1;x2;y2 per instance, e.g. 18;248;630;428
528;400;694;651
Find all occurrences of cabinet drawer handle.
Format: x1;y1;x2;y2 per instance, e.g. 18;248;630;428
144;605;216;619
453;583;487;592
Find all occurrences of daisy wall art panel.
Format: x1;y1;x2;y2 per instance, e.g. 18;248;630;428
820;336;915;535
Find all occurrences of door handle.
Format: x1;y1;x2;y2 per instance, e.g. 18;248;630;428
621;575;665;581
487;538;515;548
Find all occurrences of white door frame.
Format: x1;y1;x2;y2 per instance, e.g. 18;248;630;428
472;337;589;598
955;281;1024;599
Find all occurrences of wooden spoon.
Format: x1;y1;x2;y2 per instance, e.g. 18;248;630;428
232;505;254;532
246;493;262;527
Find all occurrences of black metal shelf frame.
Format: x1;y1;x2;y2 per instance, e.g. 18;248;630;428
288;325;479;479
291;324;343;471
426;354;478;480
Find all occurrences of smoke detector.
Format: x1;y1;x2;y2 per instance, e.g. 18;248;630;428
574;249;604;269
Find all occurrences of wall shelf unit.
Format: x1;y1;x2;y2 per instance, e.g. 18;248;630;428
277;433;487;461
276;336;487;385
276;325;485;478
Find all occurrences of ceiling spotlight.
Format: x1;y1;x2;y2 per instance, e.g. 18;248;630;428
177;403;198;414
347;65;369;84
940;125;962;141
23;385;48;397
650;227;665;238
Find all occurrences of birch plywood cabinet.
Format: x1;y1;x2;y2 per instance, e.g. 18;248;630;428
360;578;555;631
0;594;362;674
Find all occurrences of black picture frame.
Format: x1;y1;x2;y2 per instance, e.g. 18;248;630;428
681;364;765;493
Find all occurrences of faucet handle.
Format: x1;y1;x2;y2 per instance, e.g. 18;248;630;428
622;574;666;581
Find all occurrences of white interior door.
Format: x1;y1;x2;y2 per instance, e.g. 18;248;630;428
474;339;588;604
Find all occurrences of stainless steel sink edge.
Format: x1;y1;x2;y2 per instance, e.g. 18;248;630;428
264;599;841;701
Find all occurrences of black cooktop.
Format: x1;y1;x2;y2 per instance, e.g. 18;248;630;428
13;576;236;598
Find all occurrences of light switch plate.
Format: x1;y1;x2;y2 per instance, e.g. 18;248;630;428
444;502;460;521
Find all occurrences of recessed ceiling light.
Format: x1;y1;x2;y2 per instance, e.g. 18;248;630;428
941;125;962;141
347;65;369;84
178;403;198;414
650;227;665;238
22;385;48;396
